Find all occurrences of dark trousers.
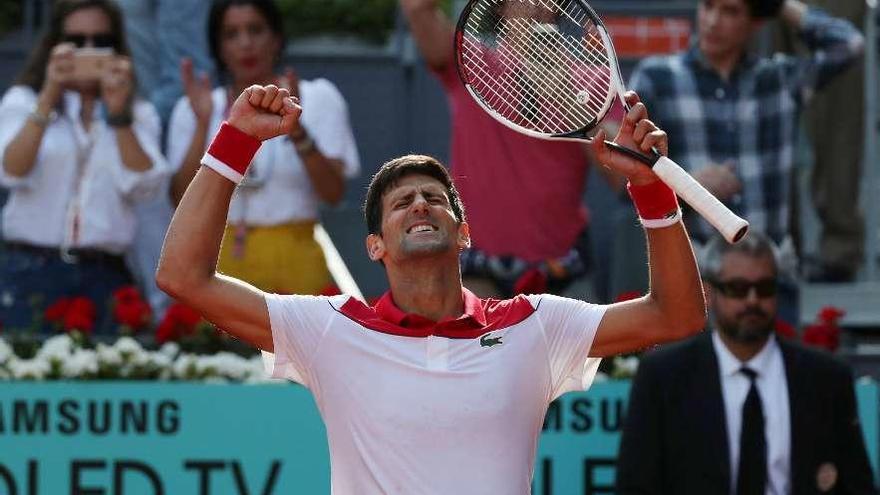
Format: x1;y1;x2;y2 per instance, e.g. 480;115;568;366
0;243;133;335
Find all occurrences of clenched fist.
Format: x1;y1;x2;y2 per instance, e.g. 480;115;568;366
227;84;301;142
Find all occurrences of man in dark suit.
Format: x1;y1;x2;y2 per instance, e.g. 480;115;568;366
616;231;877;495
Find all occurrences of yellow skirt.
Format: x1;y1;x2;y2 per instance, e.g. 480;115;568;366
218;221;334;295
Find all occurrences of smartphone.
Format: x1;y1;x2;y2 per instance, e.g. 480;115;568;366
71;48;115;82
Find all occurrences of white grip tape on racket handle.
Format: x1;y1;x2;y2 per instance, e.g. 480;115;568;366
652;156;749;243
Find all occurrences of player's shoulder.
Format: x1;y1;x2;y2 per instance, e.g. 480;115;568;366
266;292;352;313
522;293;603;312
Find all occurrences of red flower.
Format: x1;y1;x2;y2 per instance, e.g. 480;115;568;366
112;286;152;330
774;319;797;339
63;297;95;333
156;302;203;343
818;306;846;325
45;297;73;323
802;306;844;352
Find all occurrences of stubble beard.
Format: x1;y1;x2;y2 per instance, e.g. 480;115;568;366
399;232;452;259
717;306;774;344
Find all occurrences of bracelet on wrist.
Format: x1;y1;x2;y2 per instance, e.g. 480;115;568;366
291;130;316;155
627;179;681;229
105;111;134;128
28;108;52;127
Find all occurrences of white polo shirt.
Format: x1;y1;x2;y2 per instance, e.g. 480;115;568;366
264;289;605;494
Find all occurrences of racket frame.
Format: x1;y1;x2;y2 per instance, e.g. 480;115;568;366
453;0;749;243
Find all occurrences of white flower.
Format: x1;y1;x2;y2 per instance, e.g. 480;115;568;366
96;343;122;368
9;357;51;380
114;336;143;356
62;349;98;378
172;354;198;379
0;337;13;364
616;356;640;375
159;342;180;359
148;352;172;370
36;334;75;362
610;356;640;379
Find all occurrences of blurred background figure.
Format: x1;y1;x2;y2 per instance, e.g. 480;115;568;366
400;0;594;299
116;0;214;130
0;0;167;334
615;0;864;324
771;0;868;283
165;0;360;295
116;0;214;323
616;231;877;495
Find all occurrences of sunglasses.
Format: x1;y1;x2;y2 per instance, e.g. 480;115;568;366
61;33;117;49
711;278;777;299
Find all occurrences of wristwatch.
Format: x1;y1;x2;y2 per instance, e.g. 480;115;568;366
292;131;316;155
105;110;134;128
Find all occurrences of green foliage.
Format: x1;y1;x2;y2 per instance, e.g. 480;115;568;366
276;0;455;43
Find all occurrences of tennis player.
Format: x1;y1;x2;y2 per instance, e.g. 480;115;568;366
156;84;706;493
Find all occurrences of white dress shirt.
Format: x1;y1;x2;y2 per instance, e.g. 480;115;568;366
0;86;169;254
166;80;360;226
712;331;791;495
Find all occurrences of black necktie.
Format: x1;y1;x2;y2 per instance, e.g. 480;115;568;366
736;367;766;495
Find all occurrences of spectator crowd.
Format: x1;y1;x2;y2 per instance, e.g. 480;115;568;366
0;0;878;493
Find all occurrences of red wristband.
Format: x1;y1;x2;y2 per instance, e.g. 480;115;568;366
627;179;679;220
202;122;261;183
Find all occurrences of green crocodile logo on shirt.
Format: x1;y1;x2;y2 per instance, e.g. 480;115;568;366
480;333;503;347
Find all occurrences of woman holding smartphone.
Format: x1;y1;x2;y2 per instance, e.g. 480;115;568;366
0;0;168;333
166;0;359;296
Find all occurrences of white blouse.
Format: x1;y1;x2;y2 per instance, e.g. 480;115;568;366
0;86;169;254
166;80;360;226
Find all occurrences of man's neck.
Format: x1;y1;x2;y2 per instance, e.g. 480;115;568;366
386;259;465;322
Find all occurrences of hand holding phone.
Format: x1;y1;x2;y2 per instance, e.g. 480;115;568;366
71;48;114;82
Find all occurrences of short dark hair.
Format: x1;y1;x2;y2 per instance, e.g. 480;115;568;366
700;231;779;281
16;0;131;91
207;0;286;77
737;0;785;18
363;155;467;236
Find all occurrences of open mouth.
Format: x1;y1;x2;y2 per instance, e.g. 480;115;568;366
406;224;438;234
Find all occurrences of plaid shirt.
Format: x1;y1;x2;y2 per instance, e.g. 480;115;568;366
629;8;863;243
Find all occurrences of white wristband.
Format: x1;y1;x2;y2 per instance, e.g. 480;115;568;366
639;209;682;229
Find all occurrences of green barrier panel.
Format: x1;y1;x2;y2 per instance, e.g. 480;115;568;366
0;381;876;494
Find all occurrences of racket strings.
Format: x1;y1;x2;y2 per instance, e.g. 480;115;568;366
459;0;615;134
458;28;588;133
461;28;592;133
465;5;599;123
460;28;591;132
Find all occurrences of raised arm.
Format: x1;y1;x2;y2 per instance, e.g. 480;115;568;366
783;0;864;97
156;85;301;351
3;44;71;178
400;0;455;70
587;92;706;357
170;58;214;206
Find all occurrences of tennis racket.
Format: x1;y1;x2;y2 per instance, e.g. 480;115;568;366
453;0;749;243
